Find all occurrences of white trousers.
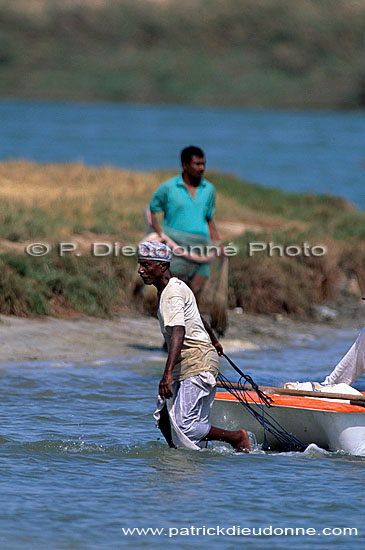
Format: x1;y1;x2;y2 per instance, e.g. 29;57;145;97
154;372;216;450
323;328;365;386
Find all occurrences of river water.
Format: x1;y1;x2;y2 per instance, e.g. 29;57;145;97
0;99;364;548
0;99;364;208
0;325;364;549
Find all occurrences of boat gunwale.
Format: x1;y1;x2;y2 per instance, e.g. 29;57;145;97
215;390;365;413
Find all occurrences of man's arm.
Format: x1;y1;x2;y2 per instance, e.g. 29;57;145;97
159;325;185;399
201;315;223;356
150;212;164;237
150;212;180;250
150;183;167;237
207;219;221;242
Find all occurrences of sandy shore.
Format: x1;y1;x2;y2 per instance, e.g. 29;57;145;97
0;314;163;363
1;300;363;364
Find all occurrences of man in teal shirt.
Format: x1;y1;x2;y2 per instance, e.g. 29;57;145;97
149;146;221;298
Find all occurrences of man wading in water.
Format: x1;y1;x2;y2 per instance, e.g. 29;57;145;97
138;241;250;452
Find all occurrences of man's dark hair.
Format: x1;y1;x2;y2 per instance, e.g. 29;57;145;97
180;145;205;165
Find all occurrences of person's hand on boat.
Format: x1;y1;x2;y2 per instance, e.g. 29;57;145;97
159;371;173;399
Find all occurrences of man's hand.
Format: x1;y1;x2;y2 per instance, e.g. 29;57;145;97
213;340;224;357
159;371;173;399
159;325;185;399
200;315;224;356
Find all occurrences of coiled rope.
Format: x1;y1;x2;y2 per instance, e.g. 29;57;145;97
218;354;306;451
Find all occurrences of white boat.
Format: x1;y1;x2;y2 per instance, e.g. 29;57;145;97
211;388;365;455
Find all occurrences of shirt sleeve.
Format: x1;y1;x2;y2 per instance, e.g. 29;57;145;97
162;295;186;328
206;187;216;221
150;183;167;213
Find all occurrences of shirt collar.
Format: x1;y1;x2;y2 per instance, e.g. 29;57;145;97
176;173;206;187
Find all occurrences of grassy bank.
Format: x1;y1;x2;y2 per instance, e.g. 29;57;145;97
0;160;364;319
0;0;364;108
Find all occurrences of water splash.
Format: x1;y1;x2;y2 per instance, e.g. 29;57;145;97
3;438;166;459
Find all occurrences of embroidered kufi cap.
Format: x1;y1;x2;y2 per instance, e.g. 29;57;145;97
138;241;173;262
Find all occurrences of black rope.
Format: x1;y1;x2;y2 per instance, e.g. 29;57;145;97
222;354;273;407
218;354;306;452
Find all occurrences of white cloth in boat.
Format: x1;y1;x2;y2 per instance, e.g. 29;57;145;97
284;381;362;396
158;277;219;381
154;372;217;450
323;327;365;387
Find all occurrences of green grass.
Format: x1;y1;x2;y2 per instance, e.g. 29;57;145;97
0;0;364;108
208;171;365;242
0;160;364;319
0;203;74;241
0;252;134;317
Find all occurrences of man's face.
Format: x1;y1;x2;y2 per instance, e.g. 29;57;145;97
138;260;165;285
183;155;206;180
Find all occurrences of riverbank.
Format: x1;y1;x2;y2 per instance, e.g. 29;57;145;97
1;160;365;321
1;296;363;364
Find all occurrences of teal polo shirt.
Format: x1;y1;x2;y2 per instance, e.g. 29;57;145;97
149;174;216;238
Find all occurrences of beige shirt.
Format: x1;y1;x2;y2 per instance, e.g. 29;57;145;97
158;278;219;381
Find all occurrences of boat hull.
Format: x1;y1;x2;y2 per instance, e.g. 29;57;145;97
211;391;365;454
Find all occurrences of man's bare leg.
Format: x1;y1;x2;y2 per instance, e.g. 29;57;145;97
159;404;177;448
206;426;251;452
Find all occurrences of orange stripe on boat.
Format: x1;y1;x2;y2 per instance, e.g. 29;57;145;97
215;390;365;413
